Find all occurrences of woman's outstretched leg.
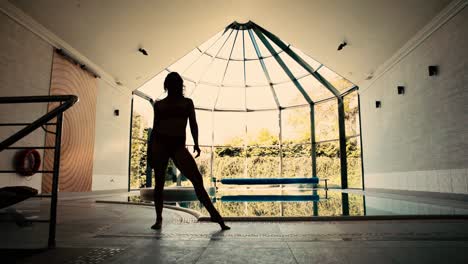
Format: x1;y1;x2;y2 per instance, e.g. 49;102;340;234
173;147;230;230
152;171;166;229
151;148;169;230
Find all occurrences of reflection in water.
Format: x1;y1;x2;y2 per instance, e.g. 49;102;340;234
129;188;468;217
165;189;365;217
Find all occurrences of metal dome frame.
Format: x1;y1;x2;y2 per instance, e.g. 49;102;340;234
130;21;364;190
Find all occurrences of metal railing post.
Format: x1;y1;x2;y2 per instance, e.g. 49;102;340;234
48;111;63;248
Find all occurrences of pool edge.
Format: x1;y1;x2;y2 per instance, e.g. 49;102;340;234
95;200;468;222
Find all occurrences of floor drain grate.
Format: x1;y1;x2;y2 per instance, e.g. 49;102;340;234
66;248;124;264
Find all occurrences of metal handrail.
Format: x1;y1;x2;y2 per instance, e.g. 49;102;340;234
0;95;78;152
0;95;78;249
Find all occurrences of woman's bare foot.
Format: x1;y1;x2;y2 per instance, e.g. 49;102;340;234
211;217;230;230
151;221;162;230
219;222;231;230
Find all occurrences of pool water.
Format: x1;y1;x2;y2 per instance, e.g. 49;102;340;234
128;188;468;218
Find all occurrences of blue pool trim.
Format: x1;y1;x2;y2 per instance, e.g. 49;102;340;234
220;194;320;202
220;177;320;185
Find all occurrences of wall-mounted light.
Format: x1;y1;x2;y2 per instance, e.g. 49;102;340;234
397;86;405;95
428;65;438;76
114;109;120;116
375;101;381;108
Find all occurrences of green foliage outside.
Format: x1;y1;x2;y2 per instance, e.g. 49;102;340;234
130;114;148;189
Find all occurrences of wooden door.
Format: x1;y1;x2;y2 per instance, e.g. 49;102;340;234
42;51;97;192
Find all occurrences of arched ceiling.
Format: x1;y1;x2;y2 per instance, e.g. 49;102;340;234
10;0;452;90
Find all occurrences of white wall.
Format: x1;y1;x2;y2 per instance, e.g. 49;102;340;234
359;6;468;194
0;10;133;192
0;11;53;192
92;80;131;191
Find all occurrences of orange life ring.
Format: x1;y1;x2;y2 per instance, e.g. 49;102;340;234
15;149;41;176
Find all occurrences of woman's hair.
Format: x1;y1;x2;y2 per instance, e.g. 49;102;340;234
164;72;184;97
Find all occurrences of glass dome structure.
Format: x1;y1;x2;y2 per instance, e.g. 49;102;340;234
130;21;363;190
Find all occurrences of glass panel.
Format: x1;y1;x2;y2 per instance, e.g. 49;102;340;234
279;52;308;78
317;66;354;93
344;90;359;137
230;30;245;61
130;96;153;189
137;70;169;99
214;146;245;180
273;82;308;107
298;75;335;102
290;46;322;71
198;31;223;52
282;143;312;179
246;145;280;178
216;30;238;59
194;146;212;187
343;90;362;189
183;80;196;98
200;58;228;85
246;86;277;110
222;60;244;86
244;30;259;60
263;56;290;83
245;60;268;86
190;83;218;109
282;106;310;144
167;49;201;73
316;140;341;188
186;109;212;146
213;112;245;145
206;29;233;56
315;99;339;141
183;54;212;82
215;86;245;110
246;111;279;145
133;95;153;133
347;137;363;189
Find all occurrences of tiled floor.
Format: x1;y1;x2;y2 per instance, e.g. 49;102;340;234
3;194;468;264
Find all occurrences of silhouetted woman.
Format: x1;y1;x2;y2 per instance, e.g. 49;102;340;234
149;72;230;230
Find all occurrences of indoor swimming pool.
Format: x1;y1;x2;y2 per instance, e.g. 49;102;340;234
125;188;468;218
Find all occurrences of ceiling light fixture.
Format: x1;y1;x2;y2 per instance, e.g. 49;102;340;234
138;48;148;56
337;41;347;51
